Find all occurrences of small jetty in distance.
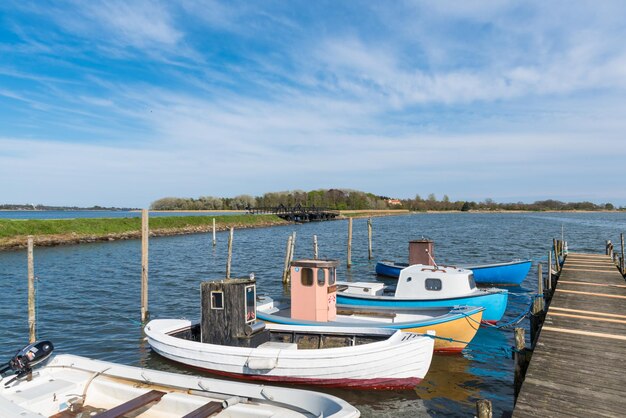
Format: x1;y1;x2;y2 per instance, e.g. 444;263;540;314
248;203;340;222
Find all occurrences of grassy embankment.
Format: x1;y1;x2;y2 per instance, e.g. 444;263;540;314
0;214;288;250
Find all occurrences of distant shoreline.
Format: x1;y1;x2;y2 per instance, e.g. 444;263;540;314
1;209;623;251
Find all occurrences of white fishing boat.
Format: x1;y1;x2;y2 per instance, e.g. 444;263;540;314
145;276;434;389
145;318;434;390
0;341;360;417
337;264;508;324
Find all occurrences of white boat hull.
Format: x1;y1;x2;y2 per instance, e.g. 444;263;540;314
0;354;360;417
145;319;435;389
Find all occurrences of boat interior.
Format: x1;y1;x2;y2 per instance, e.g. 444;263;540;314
170;323;390;350
260;299;455;324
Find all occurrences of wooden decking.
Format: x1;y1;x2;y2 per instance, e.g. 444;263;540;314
514;253;626;417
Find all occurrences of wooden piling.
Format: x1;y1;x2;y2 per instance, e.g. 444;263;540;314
347;218;353;269
226;227;234;279
313;235;318;260
212;218;216;247
606;239;612;256
27;236;36;343
553;238;560;272
547;252;552;291
141;209;149;323
290;232;296;264
367;218;373;260
513;327;528;400
530;296;544;348
476;399;492;418
282;235;293;284
619;232;624;276
537;263;543;302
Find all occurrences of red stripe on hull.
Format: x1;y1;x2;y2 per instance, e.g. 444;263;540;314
189;366;423;390
482;320;498;325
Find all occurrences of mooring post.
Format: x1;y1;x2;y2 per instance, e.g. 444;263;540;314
212;218;216;247
347;218;353;269
530;295;544;348
367;218;373;260
476;399;492;418
226;227;234;279
513;327;528;400
282;235;293;284
553;238;560;272
313;234;319;260
290;231;296;264
537;263;544;304
547;251;553;291
27;236;36;343
619;232;624;275
141;209;149;323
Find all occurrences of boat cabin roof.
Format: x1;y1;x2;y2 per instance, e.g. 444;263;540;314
396;264;476;299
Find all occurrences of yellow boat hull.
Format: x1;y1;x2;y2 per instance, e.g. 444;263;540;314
400;310;483;353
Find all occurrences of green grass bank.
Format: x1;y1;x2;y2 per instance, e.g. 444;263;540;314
0;214;288;250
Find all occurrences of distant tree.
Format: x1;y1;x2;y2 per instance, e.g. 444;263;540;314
230;194;255;209
461;201;471;212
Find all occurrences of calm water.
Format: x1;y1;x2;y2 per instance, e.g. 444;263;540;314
1;212;624;417
0;210;241;219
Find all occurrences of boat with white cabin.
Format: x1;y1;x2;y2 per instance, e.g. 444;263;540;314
337;264;508;323
0;341;360;417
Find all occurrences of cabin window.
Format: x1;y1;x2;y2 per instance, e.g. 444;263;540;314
301;268;314;287
329;268;336;285
317;269;326;286
210;291;224;309
468;274;476;289
425;278;442;291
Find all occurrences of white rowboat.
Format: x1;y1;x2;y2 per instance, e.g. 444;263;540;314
0;353;360;417
145;319;435;390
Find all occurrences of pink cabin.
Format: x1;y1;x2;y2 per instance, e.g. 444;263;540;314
290;259;339;322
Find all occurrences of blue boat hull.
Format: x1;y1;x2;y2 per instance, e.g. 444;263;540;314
376;260;531;286
467;260;531;285
336;290;508;323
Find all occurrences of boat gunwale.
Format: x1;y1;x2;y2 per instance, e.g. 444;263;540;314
145;319;432;359
256;303;484;329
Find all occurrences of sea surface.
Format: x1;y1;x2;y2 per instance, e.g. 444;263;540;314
1;212;625;417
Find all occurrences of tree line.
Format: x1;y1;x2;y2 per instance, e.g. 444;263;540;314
150;190;621;212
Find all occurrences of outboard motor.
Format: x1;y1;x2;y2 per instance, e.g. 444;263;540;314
0;341;54;386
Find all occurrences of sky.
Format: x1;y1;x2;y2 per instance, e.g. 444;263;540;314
1;1;626;207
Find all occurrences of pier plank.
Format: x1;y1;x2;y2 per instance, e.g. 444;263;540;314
514;251;626;417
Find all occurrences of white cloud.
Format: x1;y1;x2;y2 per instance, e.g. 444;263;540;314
2;1;626;205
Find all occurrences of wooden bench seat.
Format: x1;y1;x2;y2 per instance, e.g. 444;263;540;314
93;389;166;418
182;401;223;418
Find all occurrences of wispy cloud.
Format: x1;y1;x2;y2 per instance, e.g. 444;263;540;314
1;1;626;205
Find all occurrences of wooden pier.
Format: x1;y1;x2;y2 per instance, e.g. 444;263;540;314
248;204;339;222
514;251;626;417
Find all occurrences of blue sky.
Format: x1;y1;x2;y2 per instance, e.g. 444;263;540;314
1;1;625;207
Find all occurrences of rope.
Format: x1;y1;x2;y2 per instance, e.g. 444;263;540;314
460;295;536;330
